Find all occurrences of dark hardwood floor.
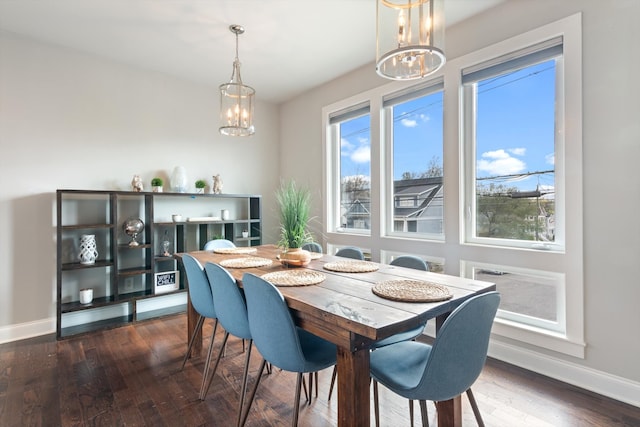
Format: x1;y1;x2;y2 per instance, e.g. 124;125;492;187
1;314;638;426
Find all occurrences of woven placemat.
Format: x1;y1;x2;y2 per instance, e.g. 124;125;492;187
261;270;326;287
372;279;452;302
219;257;272;269
323;260;380;273
213;247;258;255
309;252;324;260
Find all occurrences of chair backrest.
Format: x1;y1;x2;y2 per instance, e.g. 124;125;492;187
242;273;316;372
181;254;216;319
301;242;323;253
416;291;500;401
335;246;364;260
205;262;251;340
203;239;236;251
390;255;428;271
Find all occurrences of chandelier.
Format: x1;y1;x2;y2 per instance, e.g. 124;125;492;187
376;0;445;80
219;24;255;136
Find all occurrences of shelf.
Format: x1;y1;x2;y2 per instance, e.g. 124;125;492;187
117;267;152;276
61;223;114;230
61;260;113;271
61;295;116;313
60;315;133;338
118;243;152;249
137;304;187;321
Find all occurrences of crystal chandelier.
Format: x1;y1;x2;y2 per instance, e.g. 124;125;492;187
219;24;255;136
376;0;445;80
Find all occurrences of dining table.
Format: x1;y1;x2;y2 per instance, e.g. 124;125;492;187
178;244;496;427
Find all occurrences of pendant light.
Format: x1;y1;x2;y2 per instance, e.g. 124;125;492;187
219;24;255;136
376;0;445;80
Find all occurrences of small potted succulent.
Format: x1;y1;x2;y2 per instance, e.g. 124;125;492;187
151;177;163;193
195;179;207;194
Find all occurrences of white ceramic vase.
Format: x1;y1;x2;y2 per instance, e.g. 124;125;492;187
79;234;98;265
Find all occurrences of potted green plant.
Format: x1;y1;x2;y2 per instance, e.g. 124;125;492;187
276;180;313;266
195;179;206;194
151;177;163;193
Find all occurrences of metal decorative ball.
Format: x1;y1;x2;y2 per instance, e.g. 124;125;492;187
123;218;144;246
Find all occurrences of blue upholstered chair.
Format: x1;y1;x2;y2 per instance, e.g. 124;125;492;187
390;255;429;271
203;239;236;251
370;291;501;427
240;273;337;427
179;254;219;397
201;263;253;424
335;246;364;260
301;242;323;253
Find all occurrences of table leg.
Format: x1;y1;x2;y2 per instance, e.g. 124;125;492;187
337;346;370;427
436;397;463;427
187;298;202;355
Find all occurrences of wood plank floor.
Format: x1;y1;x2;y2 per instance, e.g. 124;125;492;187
1;314;638;426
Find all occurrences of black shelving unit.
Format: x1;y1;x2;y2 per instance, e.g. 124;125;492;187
56;189;262;339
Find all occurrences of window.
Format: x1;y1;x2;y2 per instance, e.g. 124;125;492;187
463;38;563;250
384;83;444;238
328;105;371;233
323;14;583;357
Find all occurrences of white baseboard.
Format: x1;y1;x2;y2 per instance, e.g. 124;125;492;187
488;340;640;408
421;323;639;409
0;318;55;344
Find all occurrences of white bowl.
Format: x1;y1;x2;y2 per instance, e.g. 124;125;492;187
172;214;183;222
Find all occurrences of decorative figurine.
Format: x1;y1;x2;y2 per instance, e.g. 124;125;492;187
212;174;223;194
131;174;144;192
123;218;144;246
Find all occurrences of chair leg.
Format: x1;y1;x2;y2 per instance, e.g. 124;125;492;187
373;380;380;427
301;375;309;403
327;365;337;400
466;388;485;427
198;321;220;400
293;372;303;427
239;358;267;427
409;399;414;427
180;315;205;370
235;340;254;427
419;400;429;427
199;331;229;400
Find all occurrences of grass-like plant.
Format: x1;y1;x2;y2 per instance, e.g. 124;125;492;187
195;179;206;189
276;180;313;250
151;177;163;187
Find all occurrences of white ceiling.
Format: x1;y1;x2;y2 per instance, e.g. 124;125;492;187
0;0;504;103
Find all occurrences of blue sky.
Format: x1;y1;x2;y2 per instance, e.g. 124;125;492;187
340;60;556;193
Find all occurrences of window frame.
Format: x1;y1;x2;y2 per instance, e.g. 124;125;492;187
322;13;584;358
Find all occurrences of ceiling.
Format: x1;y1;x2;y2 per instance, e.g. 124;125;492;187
0;0;504;104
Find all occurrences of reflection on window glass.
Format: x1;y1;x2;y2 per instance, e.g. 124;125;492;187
474;267;558;324
339;114;371;230
390;90;444;236
474;60;557;242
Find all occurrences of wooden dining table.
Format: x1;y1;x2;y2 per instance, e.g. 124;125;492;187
179;245;496;427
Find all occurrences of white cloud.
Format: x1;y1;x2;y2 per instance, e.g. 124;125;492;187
477;149;526;175
401;118;418;127
351;146;370;163
341;138;354;151
509;147;526;156
545;152;555;165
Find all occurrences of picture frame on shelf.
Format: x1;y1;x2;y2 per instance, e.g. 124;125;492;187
154;270;180;294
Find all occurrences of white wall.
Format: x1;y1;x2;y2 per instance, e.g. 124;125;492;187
279;0;640;398
0;31;281;338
